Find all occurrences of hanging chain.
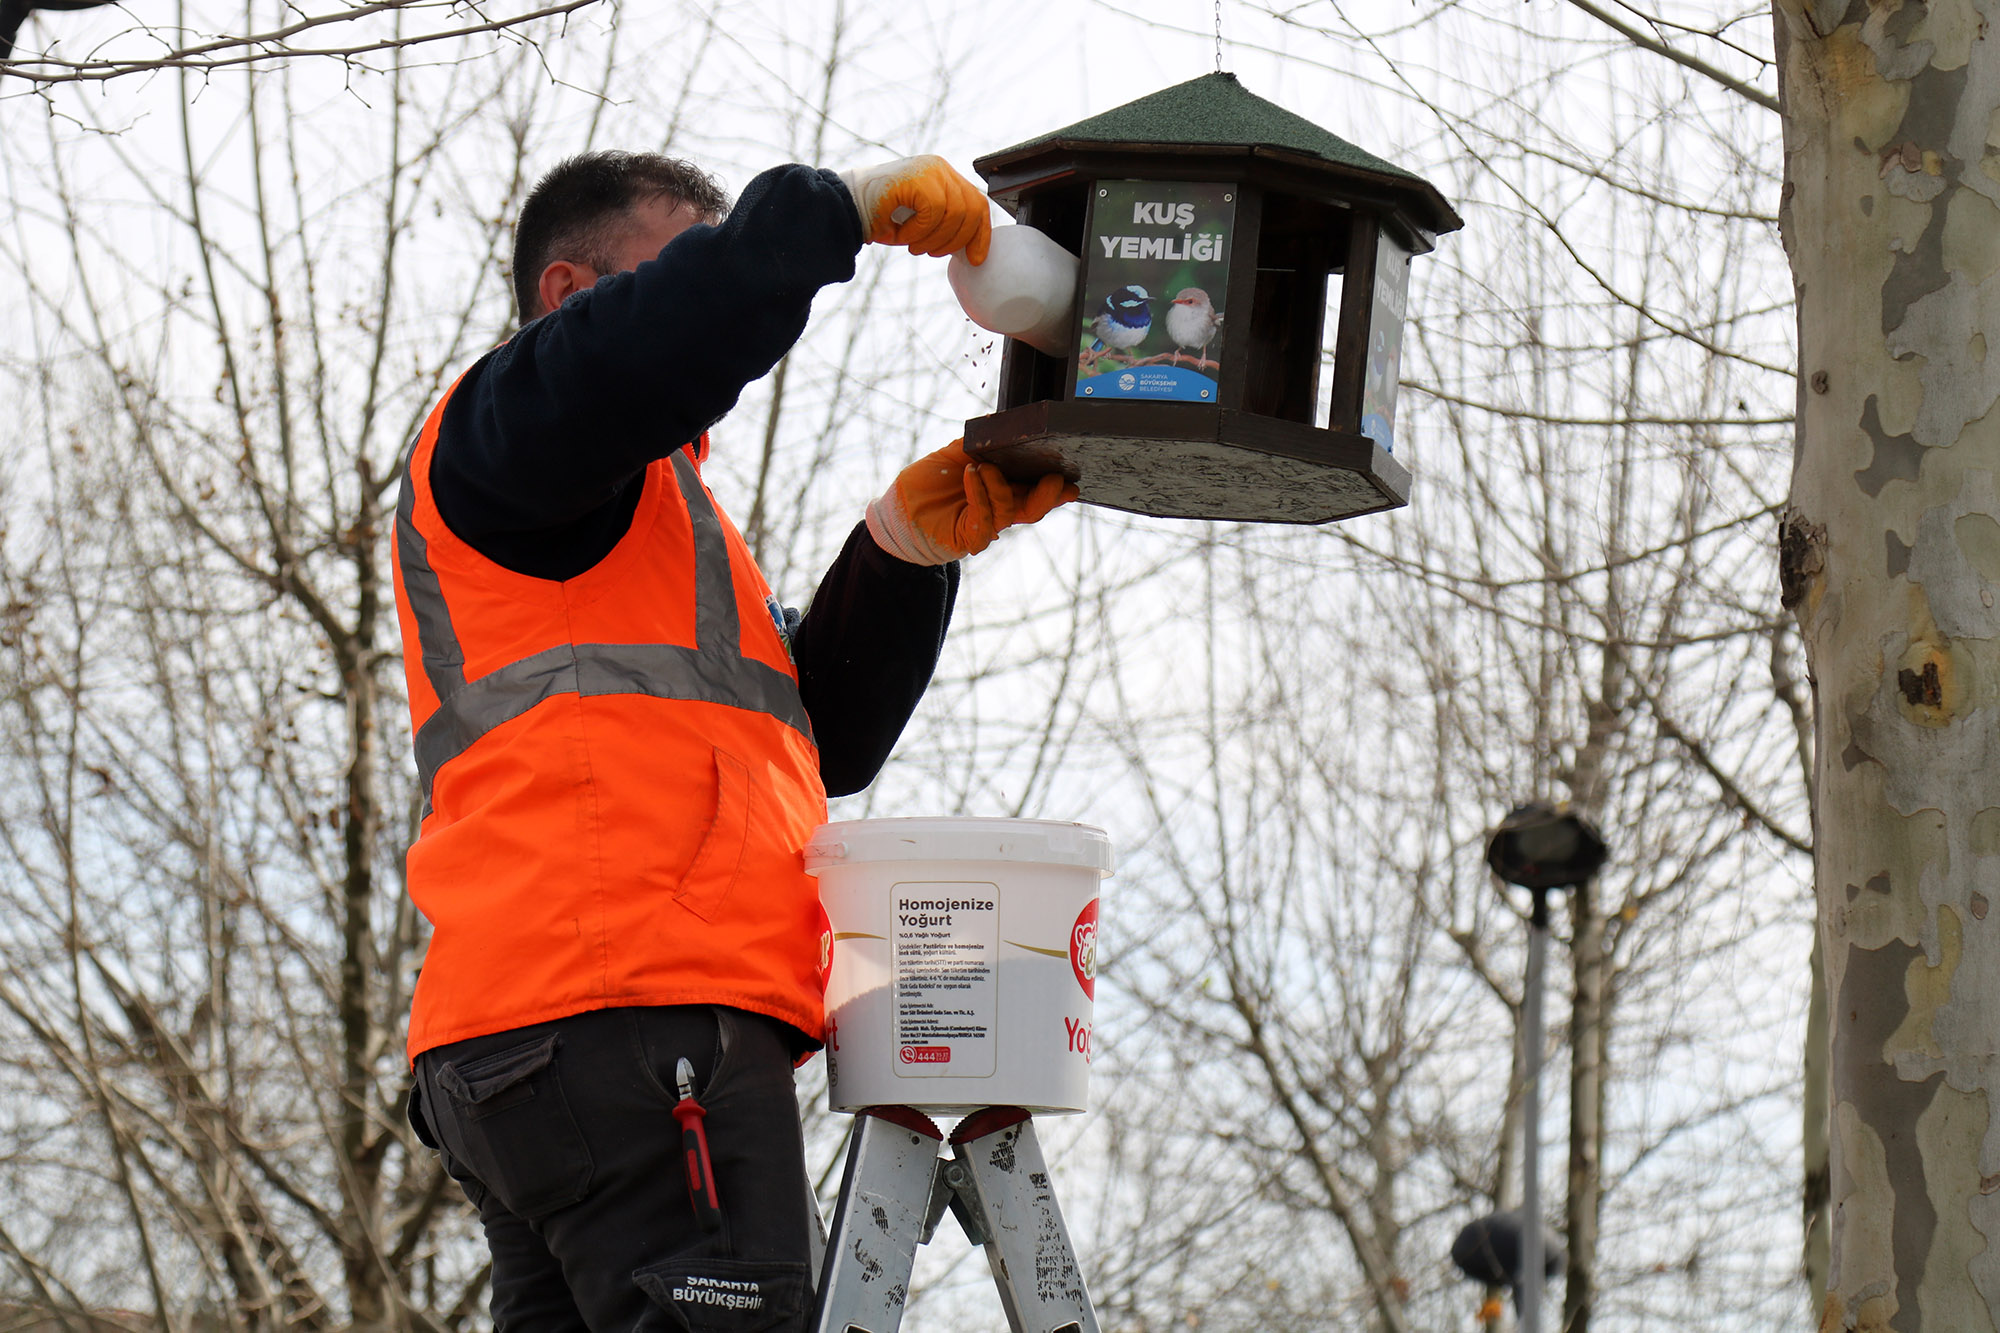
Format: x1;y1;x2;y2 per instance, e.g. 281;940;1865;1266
1214;0;1224;71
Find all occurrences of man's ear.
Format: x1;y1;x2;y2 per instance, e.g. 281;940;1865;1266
536;259;597;319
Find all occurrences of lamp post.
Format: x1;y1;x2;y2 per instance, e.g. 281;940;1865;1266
1482;802;1606;1333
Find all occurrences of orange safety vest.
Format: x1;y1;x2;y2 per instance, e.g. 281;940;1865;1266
392;381;830;1060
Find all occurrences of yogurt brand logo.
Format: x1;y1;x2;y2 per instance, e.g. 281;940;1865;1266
1070;898;1099;999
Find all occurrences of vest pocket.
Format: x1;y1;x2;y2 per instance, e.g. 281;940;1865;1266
674;747;752;923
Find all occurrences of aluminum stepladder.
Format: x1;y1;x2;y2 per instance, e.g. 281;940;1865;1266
810;1104;1099;1333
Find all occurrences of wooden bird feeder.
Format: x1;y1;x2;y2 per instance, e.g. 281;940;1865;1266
965;71;1462;524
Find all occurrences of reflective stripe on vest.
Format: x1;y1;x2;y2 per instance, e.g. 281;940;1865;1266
396;450;813;805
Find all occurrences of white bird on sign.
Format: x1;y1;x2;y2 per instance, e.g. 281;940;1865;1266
1165;288;1224;371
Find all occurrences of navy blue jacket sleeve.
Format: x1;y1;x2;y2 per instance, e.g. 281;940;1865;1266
423;162;954;794
795;524;958;799
433;163;865;546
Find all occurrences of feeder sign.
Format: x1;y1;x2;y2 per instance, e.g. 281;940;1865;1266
1358;229;1412;453
891;883;999;1077
1074;180;1235;404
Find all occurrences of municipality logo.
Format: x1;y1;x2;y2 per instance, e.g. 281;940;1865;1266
1118;372;1136;391
670;1276;765;1311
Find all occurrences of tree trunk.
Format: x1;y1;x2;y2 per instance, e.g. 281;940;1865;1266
1776;2;2000;1327
1564;878;1606;1333
339;482;388;1330
1806;929;1832;1309
1562;652;1623;1332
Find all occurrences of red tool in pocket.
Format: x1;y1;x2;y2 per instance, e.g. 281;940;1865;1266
673;1057;722;1231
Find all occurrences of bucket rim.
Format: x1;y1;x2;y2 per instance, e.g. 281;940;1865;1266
803;816;1113;876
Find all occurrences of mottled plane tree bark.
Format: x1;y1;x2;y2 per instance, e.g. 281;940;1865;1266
1775;1;2000;1328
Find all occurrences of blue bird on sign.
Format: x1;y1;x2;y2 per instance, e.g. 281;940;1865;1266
1087;285;1152;359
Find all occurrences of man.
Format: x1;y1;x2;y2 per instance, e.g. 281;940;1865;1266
392;150;1072;1331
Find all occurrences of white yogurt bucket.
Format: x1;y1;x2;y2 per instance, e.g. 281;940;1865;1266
806;817;1112;1114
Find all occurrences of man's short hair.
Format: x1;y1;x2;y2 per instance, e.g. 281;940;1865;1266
512;151;730;324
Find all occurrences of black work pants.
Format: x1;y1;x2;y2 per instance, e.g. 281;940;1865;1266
411;1005;816;1332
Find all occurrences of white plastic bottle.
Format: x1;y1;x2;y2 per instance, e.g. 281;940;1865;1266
948;224;1080;358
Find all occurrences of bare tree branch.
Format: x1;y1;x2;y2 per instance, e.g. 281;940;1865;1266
1562;0;1780;112
1;0;601;85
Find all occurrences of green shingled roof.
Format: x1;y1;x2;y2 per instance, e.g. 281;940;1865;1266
989;71;1426;186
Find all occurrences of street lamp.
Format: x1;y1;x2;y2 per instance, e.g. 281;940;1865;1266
1475;802;1605;1333
1449;1210;1564;1321
1486;802;1608;892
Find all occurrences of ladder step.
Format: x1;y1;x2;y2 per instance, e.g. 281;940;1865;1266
811;1106;1102;1333
811;1107;945;1333
949;1108;1101;1333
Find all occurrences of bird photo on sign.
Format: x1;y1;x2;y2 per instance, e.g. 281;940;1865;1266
1074;180;1233;404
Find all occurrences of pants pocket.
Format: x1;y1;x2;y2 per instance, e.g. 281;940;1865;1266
406;1077;440;1150
433;1033;592;1218
632;1257;807;1332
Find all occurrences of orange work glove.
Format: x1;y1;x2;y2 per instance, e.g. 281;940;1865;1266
838;156;993;265
865;440;1077;566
